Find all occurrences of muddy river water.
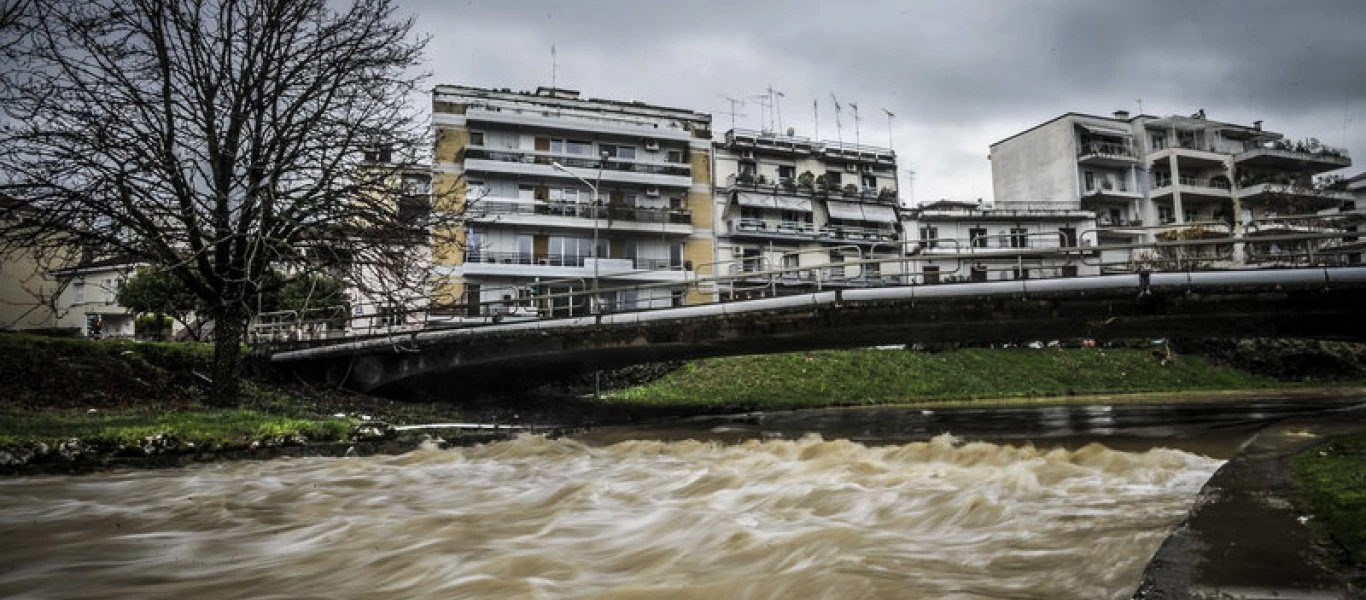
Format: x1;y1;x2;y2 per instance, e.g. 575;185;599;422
1;399;1358;599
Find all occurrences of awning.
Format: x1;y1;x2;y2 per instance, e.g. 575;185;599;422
1078;123;1131;137
825;200;866;221
860;204;899;223
735;193;778;209
774;196;813;212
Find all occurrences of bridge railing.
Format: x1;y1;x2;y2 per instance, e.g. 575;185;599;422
249;230;1364;347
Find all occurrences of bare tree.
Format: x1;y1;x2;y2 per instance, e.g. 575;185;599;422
0;0;443;404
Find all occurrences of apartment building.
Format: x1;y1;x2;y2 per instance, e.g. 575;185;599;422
430;86;714;317
712;128;903;297
991;110;1353;270
901;200;1098;282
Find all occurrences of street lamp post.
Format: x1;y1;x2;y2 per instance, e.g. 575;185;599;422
551;157;607;315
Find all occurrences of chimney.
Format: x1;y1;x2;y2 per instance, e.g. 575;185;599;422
1253;120;1263;131
1113;110;1130;120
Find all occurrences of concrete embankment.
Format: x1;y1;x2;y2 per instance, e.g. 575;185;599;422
1133;411;1366;599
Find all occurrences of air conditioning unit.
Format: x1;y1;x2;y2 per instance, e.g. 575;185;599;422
644;139;661;152
740;150;756;160
645;187;660;197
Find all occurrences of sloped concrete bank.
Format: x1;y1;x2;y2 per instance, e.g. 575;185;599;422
1133;411;1366;599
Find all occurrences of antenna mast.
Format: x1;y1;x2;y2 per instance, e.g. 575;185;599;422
881;108;896;150
718;94;746;131
830;93;843;146
551;45;557;90
813;99;819;140
850;102;862;150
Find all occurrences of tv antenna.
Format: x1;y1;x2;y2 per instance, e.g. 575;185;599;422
747;91;773;133
766;85;786;134
881;108;896;150
550;45;558;90
849;102;862;149
830;93;844;146
718;94;747;131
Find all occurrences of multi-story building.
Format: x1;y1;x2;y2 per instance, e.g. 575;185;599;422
900;200;1098;282
712;128;903;297
430;86;714;317
990;110;1353;270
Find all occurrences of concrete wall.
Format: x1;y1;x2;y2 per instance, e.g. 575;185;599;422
991;117;1080;209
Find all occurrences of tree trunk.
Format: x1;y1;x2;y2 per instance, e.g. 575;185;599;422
209;307;246;406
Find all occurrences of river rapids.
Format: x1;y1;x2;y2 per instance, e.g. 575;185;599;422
0;433;1220;599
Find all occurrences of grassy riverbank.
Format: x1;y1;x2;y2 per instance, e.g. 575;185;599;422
0;333;461;463
1291;433;1366;587
602;346;1298;411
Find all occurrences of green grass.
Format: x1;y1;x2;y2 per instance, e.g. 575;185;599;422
603;347;1289;411
0;408;354;447
1291;433;1366;586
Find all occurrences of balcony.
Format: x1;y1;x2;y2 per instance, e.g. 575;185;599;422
1080;184;1141;205
462;251;689;282
463;146;692;188
726;174;899;203
1077;141;1138;166
1238;183;1354;213
1235;140;1351;173
467;198;693;234
728;218;819;241
463;105;695;142
819;224;898;244
1151;175;1232;202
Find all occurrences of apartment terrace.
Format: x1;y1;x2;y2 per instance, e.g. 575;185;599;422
463;146;692;188
725;128;817;155
1235;139;1351;172
1077;140;1138;166
726;174;899;203
468;198;693;234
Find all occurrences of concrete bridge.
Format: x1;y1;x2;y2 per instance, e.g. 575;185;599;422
271;267;1366;395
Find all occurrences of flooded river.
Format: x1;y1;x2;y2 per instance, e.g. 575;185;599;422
0;429;1224;599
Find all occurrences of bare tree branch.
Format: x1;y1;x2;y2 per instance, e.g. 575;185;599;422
0;0;453;404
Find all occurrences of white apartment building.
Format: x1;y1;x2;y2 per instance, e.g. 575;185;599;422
430;86;714;317
901;200;1099;282
990;110;1353;271
712;128;904;298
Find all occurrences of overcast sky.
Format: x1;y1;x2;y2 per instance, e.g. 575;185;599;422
405;0;1366;205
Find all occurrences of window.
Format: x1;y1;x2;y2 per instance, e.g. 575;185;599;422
1062;265;1079;278
741;248;761;272
1083;171;1095;191
1159;206;1175;224
861;174;877;190
922;265;940;285
549;139;593;155
738;161;757;176
778;165;796;181
1013;267;1030;280
670;243;684;269
549;236;593;265
969;227;988;248
470;131;485;146
600;144;636;160
1183;208;1198;223
1058;227;1077;247
517;236;533;263
72;281;84;304
1151;133;1166;150
919;226;938;249
824;171;842;187
1009;227;1029;248
666;150;683;163
466;230;485;261
971;266;988;282
671;289;685;307
1108;208;1122;225
781;253;799;269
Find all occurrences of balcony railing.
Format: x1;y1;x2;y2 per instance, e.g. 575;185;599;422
465;251;683;271
1152;176;1231;191
464;146;692;178
470;199;692;225
1078;141;1137;159
731;218;819;237
820;224;898;242
726;174;898;203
